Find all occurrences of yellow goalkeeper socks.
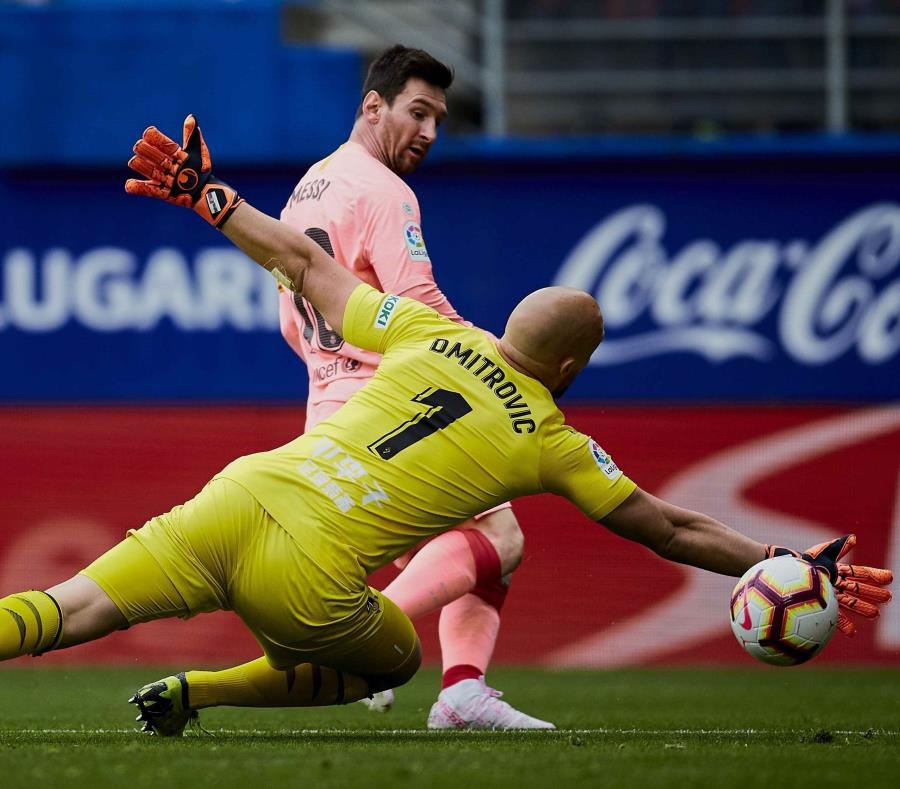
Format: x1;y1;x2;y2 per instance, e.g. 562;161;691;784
185;656;369;709
0;590;63;660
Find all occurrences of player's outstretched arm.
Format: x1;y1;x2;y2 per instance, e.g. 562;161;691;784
125;115;359;334
219;201;360;335
601;488;765;577
601;488;893;636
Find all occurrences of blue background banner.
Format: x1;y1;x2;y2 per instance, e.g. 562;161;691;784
0;2;359;167
2;151;899;403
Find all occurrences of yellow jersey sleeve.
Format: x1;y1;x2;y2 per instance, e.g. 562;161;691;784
342;283;442;354
540;423;636;520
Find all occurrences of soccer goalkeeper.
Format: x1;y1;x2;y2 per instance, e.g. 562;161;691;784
0;118;892;736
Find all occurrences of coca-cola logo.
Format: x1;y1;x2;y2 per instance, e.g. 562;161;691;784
554;203;900;367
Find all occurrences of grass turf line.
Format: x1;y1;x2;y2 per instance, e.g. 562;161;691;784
0;666;898;789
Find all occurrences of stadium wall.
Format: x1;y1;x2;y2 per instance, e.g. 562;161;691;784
2;149;898;666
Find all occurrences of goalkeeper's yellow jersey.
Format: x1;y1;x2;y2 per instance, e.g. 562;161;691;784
216;284;635;591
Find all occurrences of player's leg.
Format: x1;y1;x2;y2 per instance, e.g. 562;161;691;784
0;587;68;660
43;575;128;647
132;589;422;735
380;506;552;728
381;507;518;681
435;507;516;687
381;508;516;692
427;510;552;730
0;515;198;662
381;505;521;619
184;591;420;708
132;498;420;734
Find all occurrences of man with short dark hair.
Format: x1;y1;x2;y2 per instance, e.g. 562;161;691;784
275;45;543;728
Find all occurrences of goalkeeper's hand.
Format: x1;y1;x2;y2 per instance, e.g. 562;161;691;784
125;114;243;228
766;534;893;637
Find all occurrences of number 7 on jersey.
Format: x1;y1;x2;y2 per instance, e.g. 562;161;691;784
368;387;472;460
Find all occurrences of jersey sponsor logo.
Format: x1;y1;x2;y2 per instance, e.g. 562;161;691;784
403;221;431;263
402;201;414;216
313;359;349;384
297;457;356;513
298;437;391;514
375;294;400;329
311;357;364;384
429;338;536;433
589;438;622;481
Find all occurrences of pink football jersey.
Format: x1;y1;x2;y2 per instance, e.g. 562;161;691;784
279;142;469;427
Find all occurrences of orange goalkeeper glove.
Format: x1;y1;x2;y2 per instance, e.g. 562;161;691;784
766;534;893;637
125;114;243;229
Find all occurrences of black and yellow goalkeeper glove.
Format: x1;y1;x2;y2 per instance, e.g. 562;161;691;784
125;114;243;228
766;534;893;637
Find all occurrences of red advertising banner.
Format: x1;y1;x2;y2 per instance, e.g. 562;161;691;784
1;405;897;667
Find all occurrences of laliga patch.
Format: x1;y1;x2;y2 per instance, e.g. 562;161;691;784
403;221;431;263
588;438;622;481
374;294;400;329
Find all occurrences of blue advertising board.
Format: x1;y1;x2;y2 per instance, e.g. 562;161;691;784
0;3;360;167
1;152;899;403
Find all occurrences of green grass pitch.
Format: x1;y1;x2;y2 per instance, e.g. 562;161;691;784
1;666;898;789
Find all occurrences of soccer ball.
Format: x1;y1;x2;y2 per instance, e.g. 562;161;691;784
730;555;838;666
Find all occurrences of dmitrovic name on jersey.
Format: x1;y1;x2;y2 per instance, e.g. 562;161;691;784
427;337;535;434
217;283;635;587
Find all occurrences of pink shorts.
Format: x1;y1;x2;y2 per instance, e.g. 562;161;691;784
305;397;513;521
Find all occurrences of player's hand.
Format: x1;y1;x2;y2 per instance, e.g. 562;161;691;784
125;114;243;228
766;534;893;637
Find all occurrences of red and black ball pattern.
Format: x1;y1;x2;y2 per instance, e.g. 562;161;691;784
730;558;835;666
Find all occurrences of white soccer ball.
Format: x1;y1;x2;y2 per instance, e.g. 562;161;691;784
730;555;838;666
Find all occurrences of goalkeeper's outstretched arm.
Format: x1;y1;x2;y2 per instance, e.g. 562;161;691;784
601;488;764;577
125;114;360;335
600;487;892;637
220;201;359;336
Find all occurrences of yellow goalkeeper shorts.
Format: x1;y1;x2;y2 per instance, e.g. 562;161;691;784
80;477;417;672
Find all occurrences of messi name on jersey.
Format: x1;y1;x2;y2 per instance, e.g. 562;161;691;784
429;338;536;434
